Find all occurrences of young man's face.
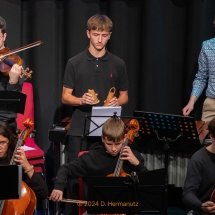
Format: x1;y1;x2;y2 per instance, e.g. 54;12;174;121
102;136;125;156
0;31;6;50
86;29;111;51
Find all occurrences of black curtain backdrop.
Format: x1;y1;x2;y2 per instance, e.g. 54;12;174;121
1;0;215;188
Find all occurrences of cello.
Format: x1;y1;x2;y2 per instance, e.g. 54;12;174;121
99;119;140;215
0;118;37;215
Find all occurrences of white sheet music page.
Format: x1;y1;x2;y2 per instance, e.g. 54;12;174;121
22;145;36;151
89;106;122;136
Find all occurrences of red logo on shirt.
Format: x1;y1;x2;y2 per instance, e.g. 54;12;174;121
110;73;113;78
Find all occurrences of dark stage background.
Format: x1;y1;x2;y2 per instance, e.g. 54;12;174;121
1;0;215;191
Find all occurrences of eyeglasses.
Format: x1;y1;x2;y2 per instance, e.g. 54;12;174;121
0;140;8;145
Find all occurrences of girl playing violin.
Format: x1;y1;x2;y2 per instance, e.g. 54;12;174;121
0;120;48;200
50;117;148;213
0;16;23;134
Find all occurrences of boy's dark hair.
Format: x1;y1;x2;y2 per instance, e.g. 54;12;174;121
208;117;215;138
102;117;125;142
87;14;113;32
0;16;6;34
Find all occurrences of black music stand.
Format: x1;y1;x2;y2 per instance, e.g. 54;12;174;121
83;112;145;137
86;168;166;215
133;110;202;213
0;165;22;200
133;110;202;154
0;91;26;114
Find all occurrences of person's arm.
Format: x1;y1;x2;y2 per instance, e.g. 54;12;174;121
106;90;128;107
118;90;128;105
6;64;23;91
120;146;139;165
14;147;48;199
50;155;88;202
23;171;48;200
182;159;204;212
182;42;208;116
62;86;95;106
120;146;148;173
182;95;198;116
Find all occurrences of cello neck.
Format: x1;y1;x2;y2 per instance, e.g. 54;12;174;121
10;138;23;165
113;138;129;177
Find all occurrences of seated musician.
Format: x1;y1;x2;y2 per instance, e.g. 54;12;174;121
0;120;48;200
0;16;24;135
183;117;215;215
49;117;148;206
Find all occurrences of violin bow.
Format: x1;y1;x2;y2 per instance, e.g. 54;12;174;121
0;41;43;60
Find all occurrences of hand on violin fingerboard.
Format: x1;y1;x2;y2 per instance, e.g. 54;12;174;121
9;64;22;84
120;146;139;166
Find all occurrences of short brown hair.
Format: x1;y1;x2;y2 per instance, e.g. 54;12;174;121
0;16;6;34
87;14;113;32
102;118;125;142
208;117;215;138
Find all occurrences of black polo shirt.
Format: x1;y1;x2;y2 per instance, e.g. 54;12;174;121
63;48;129;136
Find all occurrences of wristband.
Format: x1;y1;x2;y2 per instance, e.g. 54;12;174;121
24;165;34;173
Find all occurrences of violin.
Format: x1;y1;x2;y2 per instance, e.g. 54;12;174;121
0;118;36;215
99;119;140;215
0;40;42;80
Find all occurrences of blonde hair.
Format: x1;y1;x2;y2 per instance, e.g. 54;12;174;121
102;118;125;142
87;14;113;32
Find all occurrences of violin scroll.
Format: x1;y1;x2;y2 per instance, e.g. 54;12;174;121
20;67;33;80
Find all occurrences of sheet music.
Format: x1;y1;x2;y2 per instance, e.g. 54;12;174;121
89;106;122;136
22;145;36;151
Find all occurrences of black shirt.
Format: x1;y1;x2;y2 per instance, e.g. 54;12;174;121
54;142;148;192
63;48;129;136
183;146;215;212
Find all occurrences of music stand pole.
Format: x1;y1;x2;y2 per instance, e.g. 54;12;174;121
153;132;183;215
133;111;202;215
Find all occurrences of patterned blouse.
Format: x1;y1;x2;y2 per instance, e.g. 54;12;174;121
191;37;215;98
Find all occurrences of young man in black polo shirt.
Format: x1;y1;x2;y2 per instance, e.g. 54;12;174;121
62;14;129;161
0;16;23;134
61;14;129;215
